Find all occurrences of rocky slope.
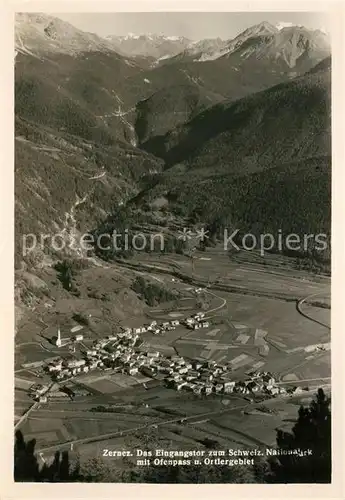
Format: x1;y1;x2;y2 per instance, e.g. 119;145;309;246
15;13;120;57
169;21;330;74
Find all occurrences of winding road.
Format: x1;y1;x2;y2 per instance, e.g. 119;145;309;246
204;288;227;316
296;293;331;330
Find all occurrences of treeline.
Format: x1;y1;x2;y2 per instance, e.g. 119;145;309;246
131;276;178;306
15;75;116;146
142;156;331;267
54;258;90;293
92;207;187;261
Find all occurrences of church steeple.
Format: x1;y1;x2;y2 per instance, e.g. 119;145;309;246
56;326;62;347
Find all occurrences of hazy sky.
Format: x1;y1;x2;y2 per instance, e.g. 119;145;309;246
54;12;330;39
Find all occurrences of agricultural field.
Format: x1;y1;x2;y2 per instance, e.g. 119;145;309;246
15;245;331;471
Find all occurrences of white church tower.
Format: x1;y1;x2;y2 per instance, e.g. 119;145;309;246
56;327;62;347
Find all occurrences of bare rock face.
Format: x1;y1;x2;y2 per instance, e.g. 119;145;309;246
174;22;330;74
15;13;120;56
43;21;58;40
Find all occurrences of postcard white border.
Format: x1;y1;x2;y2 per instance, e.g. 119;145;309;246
1;0;344;498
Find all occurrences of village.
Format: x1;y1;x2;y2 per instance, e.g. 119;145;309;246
28;312;293;403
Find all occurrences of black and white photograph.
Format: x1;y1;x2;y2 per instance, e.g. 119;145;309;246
10;7;335;486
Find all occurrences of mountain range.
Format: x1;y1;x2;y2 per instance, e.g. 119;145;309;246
134;58;331;254
14;13;331;270
15;13;118;57
16;14;329;66
106;33;192;59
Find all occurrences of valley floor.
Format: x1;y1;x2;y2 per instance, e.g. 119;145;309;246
14;248;331;473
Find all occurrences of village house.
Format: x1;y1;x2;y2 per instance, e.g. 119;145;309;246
158;366;172;374
86;350;97;356
183;383;193;391
223;381;236;393
147;351;160;358
193;361;203;370
66;358;86;369
126;366;138;376
140;366;155;377
176;382;187;391
185;318;195;327
106;335;118;341
48;364;62;373
269;386;279;396
251;383;260;393
262;373;275;386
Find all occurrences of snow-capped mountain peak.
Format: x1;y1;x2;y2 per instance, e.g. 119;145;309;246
276;22;304;30
171;21;330;72
105;33;193;58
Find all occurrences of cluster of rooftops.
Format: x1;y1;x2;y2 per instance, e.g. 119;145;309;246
25;312;300;402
